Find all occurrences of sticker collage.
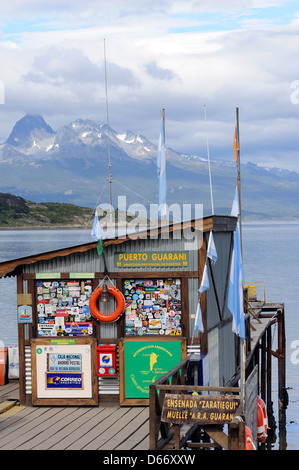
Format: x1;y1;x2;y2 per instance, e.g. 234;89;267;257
36;280;93;337
124;278;182;336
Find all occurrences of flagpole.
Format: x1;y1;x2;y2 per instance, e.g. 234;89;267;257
236;107;242;253
204;105;214;215
236;107;246;418
161;108;166;222
104;38;113;234
157;108;167;222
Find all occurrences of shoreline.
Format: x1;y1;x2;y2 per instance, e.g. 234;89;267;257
1;218;299;231
0;225;93;231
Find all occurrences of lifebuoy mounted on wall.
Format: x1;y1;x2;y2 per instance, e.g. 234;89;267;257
245;425;255;450
89;284;125;323
257;397;268;443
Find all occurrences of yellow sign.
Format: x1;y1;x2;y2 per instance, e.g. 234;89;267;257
36;273;61;279
161;393;240;424
115;251;189;268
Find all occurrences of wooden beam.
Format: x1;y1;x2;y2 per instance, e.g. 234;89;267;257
203;425;229;450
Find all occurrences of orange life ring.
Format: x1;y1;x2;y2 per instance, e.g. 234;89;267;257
89;285;125;322
245;425;255;450
257;397;268;443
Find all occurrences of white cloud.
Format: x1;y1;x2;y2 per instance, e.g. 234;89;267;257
0;1;299;172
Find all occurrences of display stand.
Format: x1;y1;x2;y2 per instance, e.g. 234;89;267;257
31;337;98;406
119;336;186;406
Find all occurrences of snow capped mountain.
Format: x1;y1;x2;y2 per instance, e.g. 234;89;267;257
5;114;55;157
0;114;298;219
0;114;181;164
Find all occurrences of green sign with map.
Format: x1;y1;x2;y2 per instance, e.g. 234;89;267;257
123;339;182;399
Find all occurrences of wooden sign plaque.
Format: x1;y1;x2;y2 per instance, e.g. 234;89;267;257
161;393;240;425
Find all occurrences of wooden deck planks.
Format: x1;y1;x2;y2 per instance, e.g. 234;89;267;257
18;407;92;450
0;401;151;450
113;419;150;451
94;407;149;451
81;408;141;450
0;406;51;435
0;381;150;450
33;407;105;450
0;407;68;450
0;380;19;403
48;407;114;450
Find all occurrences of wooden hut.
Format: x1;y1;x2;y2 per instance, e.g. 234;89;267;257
0;215;243;406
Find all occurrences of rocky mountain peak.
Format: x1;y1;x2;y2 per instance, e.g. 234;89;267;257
6;114;55;149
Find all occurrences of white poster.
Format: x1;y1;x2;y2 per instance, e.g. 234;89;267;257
35;343;93;399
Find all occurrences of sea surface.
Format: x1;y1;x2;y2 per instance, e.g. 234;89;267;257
0;223;298;450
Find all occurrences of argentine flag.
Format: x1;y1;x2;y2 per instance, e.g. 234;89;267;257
194;263;209;334
91;211;103;256
231;186;240;218
228;187;245;338
207;231;218;265
199;263;209;293
194;302;204;333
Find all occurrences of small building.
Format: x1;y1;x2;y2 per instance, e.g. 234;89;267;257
0;215;243;406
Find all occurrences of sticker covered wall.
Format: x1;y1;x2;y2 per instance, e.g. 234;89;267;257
36;279;93;337
124;278;181;337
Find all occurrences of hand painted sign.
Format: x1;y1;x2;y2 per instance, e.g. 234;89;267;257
123;340;182;399
115;251;189;267
161;393;240;425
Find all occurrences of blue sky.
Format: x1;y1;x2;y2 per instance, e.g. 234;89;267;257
0;0;299;172
169;2;298;32
1;2;298;36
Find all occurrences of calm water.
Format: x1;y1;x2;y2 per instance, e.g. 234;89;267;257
0;224;298;450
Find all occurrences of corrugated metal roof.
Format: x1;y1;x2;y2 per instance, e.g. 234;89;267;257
0;215;237;278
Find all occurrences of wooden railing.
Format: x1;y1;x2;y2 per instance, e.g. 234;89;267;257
149;305;286;450
149;356;243;450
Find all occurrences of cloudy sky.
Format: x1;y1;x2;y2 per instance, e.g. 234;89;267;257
0;0;299;171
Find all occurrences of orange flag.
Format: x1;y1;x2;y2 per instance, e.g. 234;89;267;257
233;123;239;168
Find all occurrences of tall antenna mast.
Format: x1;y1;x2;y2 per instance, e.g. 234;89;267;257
104;38;112;210
204;105;214;215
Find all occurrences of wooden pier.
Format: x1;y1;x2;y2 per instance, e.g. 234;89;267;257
148;300;286;450
0;301;286;451
0;382;149;451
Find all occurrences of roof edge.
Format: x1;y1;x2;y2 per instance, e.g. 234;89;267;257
0;215;237;278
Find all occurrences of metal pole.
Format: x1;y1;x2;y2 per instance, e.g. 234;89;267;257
240;338;246;417
104;38;113;234
204;105;214;215
236;107;242;254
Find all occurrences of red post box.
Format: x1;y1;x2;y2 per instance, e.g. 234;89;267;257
97;344;117;377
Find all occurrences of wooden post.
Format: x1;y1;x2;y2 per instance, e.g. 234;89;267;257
261;333;266;401
149;385;157;450
266;326;272;418
174;424;180;449
16;271;26;405
277;308;287;425
228;418;245;450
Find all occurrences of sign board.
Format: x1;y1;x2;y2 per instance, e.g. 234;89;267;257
36;273;61;279
119;337;186;405
115;251;189;268
36;278;93;338
161;393;240;425
18;305;33;323
31;337;98;406
123;278;182;337
17;293;32;305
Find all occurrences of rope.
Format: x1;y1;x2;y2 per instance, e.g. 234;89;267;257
96;274;117;289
